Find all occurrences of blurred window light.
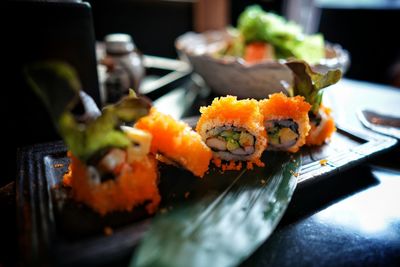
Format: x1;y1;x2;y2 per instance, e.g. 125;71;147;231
315;168;400;238
317;0;400;8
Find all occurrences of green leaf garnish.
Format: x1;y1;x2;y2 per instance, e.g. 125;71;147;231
130;152;301;267
285;60;342;114
24;61;81;123
25;61;151;162
237;5;325;64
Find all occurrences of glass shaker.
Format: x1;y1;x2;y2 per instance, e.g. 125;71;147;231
101;33;145;105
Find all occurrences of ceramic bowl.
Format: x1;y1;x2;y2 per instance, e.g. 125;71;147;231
175;30;350;99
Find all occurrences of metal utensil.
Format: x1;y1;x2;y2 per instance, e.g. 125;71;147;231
357;109;400;139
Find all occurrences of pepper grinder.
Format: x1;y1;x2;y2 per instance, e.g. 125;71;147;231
102;33;145;105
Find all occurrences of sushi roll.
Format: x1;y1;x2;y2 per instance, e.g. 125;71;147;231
259;93;311;153
62;120;162;215
284;60;342;146
64;136;161;215
25;62;161;215
135;108;212;177
306;105;336;146
60;97;163;215
196;95;267;162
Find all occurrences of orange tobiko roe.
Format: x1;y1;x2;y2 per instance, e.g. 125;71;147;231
306;105;336;146
135;108;212;177
197;95;264;128
63;152;161;216
212;158;265;171
259;92;311;121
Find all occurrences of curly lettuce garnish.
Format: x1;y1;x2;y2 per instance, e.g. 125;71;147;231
237;5;325;64
285;60;342;114
25;61;150;162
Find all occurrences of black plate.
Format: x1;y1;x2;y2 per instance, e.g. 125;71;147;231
17;122;397;267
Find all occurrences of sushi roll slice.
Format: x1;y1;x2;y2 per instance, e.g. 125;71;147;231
196;95;267;162
64;138;161;215
285;60;342;146
306;105;336;146
60;98;163;215
259;93;311;153
26;62;161;215
135;108;212;177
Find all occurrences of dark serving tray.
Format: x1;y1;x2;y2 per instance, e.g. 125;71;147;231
17;121;397;267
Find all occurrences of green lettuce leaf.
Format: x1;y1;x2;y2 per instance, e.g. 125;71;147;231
285;60;342;113
25;61;150;162
237;5;325;64
24;61;81;123
290;34;325;64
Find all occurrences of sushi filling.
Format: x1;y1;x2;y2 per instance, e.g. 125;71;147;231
85;127;152;184
265;119;299;149
308;109;330;137
87;148;127;184
308;111;322;126
205;127;255;156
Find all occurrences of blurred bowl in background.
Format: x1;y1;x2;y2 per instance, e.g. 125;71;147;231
175;30;350;99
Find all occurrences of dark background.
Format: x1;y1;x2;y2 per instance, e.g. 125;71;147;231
86;0;285;59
